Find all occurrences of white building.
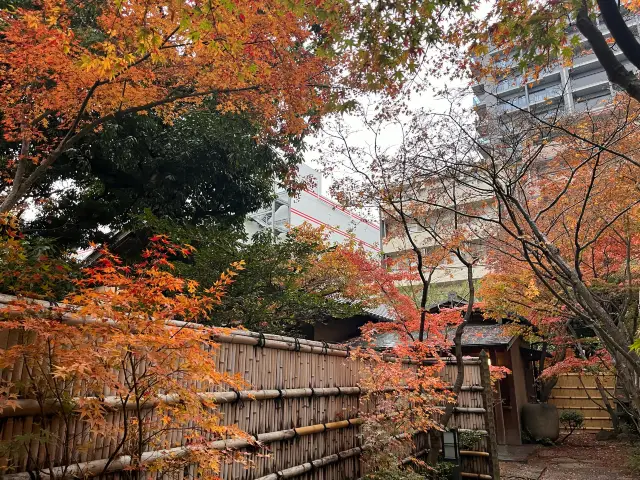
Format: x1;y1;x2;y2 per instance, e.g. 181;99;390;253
245;164;381;253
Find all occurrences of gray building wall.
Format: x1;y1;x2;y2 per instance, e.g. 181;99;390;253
472;13;640;118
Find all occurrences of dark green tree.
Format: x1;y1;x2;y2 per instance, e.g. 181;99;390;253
23;102;301;247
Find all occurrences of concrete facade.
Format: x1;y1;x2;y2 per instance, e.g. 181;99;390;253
245;164;381;253
472;13;640;118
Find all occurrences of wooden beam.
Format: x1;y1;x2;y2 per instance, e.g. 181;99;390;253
460;450;490;457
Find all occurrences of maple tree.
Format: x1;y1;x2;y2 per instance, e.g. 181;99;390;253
390;91;640;427
139;219;398;333
320;103;484;465
0;223;250;478
0;0;478;213
0;213;479;476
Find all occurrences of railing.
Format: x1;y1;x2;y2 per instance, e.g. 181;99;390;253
571;69;609;90
574;95;610;113
573;52;598;67
529;87;563;104
496;95;527;112
495;76;523;94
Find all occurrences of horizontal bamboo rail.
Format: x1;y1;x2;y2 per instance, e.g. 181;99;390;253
453;407;486;414
254;447;364;480
2;417;365;480
461;473;492;479
460;451;490;457
0;386;369;418
1;383;484;419
459;429;488;435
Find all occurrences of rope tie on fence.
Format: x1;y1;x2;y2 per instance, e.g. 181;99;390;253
275;471;285;479
308;460;316;472
309;386;315;405
274;387;284;410
322;341;329;355
293;337;301;352
246;434;261;452
231;389;244;409
345;345;351;357
231;389;241;402
336;386;342;396
255;332;266;348
322;422;328;432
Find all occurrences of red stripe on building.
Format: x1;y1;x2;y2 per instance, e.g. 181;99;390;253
303;190;380;230
290;208;379;251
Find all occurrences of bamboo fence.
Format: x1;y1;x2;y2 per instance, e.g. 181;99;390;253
0;295;499;480
549;373;616;431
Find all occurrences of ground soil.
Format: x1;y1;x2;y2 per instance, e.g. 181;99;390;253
500;433;639;480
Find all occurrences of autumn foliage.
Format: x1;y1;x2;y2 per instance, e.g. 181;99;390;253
473;95;640;410
0;229;249;477
0;0;464;212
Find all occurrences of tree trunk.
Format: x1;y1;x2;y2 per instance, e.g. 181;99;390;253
597;0;640;70
594;375;620;433
576;5;640;103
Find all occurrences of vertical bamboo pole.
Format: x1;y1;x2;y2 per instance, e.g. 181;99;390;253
479;351;500;480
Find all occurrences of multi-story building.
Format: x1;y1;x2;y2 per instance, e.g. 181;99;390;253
245;164;381;253
383;13;640;302
381;179;493;302
472;13;639;118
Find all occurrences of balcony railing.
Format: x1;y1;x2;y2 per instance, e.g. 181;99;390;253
496;75;523;94
574;95;610;113
571;69;608;90
496;95;527;112
573;52;598;67
528;86;563;104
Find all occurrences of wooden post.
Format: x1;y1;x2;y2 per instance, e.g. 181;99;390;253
479;350;501;480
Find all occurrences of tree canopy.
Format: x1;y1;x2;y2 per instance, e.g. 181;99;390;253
22;103;300;248
0;0;478;212
142;220;389;333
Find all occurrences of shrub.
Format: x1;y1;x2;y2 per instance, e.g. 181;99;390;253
363;465;425;480
559;410;584;443
458;430;484;450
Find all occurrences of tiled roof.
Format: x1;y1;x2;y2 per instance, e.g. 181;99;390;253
446;323;516;348
353;323;516;350
362;304;395;322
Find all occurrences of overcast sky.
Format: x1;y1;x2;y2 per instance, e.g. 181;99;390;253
303;72;472;200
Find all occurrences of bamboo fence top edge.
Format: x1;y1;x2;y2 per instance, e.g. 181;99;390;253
0;293;482;364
